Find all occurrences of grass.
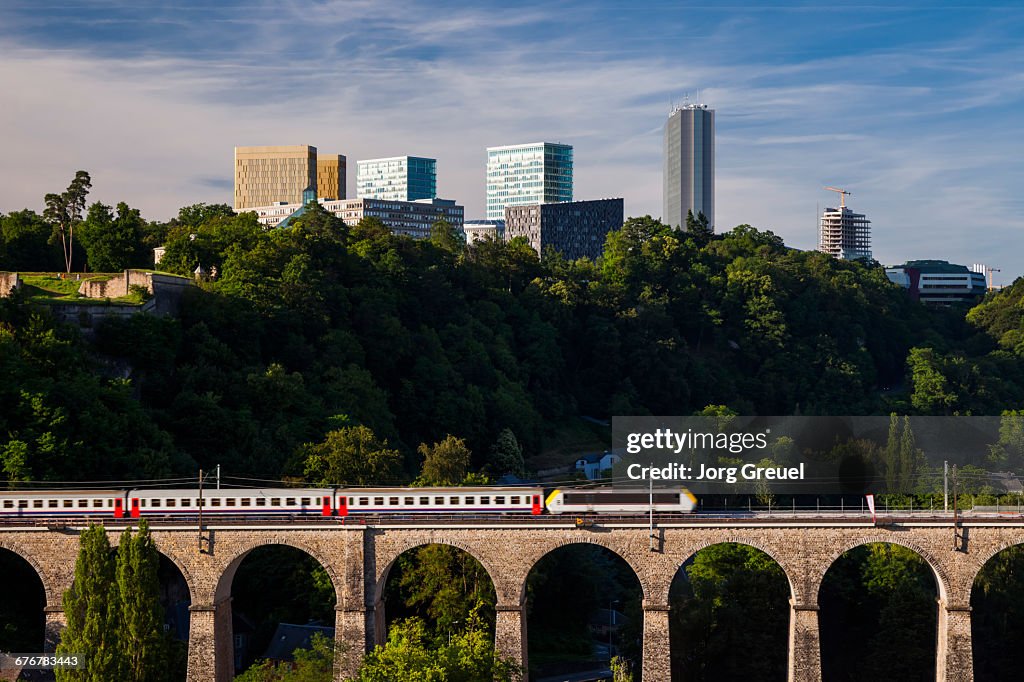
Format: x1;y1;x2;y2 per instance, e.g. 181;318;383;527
18;273;146;306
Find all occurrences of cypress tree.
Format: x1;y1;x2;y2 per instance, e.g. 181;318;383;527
56;524;121;681
116;519;169;681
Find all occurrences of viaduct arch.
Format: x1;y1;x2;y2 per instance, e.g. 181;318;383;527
1;519;1019;681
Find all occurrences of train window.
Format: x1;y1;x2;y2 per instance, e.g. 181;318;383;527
449;497;459;505
18;500;28;508
481;496;490;505
63;500;73;508
140;500;147;508
108;500;114;507
2;500;12;508
166;499;176;507
511;496;520;505
374;497;384;506
48;500;58;508
286;498;296;506
390;497;399;506
361;497;370;506
255;498;266;507
434;497;444;505
151;500;161;508
495;496;505;505
181;499;191;507
465;496;475;505
93;499;103;507
240;498;250;506
301;498;310;506
419;497;429;505
33;500;43;508
404;497;414;505
271;498;281;506
226;498;236;506
78;500;88;508
210;499;221;507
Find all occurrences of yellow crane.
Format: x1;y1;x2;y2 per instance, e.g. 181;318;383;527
988;268;1001;291
824;186;851;208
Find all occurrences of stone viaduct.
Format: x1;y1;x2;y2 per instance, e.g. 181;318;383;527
0;517;1018;681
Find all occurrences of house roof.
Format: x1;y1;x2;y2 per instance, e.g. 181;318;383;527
261;622;335;661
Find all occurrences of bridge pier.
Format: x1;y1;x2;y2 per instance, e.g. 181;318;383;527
787;601;821;682
187;597;233;682
641;601;671;681
335;605;372;680
937;601;973;682
495;603;528;679
43;606;66;652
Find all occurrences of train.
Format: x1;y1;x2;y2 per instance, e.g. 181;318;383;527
0;486;698;519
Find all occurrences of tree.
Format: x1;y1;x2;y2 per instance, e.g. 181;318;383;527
302;426;404;486
234;632;334;682
685;209;713;246
57;524;121;681
0;209;61;271
43;170;92;273
486;428;524;478
79;201;146;272
417;435;471;486
429;219;464;255
175;203;236;228
116;520;169;681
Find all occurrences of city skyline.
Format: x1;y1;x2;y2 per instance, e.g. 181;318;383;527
1;2;1022;279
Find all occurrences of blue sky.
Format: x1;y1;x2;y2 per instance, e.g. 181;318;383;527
1;1;1022;279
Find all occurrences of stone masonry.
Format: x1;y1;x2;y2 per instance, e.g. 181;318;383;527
1;519;1020;681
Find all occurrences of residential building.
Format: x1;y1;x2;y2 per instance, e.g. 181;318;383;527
885;260;986;305
486;142;573;221
316;154;347;200
234;145;317;210
241;197;463;239
575;452;622;480
356;156;436;201
663;104;715;230
504;198;623;260
463;219;505;244
819;205;872;260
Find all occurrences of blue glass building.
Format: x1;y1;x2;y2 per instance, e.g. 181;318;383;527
356;156;437;201
486;142;573;221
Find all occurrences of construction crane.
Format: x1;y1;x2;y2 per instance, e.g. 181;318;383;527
824;186;851;208
988;268;1002;291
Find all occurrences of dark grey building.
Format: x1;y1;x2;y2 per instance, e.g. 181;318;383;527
664;104;715;230
504;198;624;260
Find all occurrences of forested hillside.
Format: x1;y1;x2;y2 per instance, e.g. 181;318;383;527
2;200;1024;483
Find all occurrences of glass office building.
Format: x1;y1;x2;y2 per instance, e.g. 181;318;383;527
356;156;437;201
486;142;573;221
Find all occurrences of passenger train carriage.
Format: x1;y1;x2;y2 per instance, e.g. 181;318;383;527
0;487;694;518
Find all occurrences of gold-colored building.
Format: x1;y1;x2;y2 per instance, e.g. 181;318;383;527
234;145;317;209
317;154;347;200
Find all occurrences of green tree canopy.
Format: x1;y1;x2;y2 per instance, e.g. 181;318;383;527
303;425;404;486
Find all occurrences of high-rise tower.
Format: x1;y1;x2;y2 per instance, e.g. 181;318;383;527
663;104;715;230
234;145;317;210
486;142;573;221
356;156;436;202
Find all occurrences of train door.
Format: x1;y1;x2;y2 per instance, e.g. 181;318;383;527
130;497;140;518
532;495;542;515
114;498;124;519
321;495;333;517
337;495;348;517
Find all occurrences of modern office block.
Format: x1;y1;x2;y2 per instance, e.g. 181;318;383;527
356;156;437;201
885;261;986;305
504;198;623;260
663;104;715;230
317;154;347;200
486;142;573;221
234;145;317;209
242;197;463;239
819;205;872;260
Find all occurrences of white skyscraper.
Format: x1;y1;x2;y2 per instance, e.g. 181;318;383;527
663;104;715;230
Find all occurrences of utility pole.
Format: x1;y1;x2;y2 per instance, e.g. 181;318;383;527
216;464;221;490
648;471;656;552
198;469;206;554
944;460;948;513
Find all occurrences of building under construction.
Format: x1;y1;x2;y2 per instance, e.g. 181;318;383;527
818;187;871;260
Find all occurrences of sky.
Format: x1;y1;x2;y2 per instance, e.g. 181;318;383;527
1;0;1022;280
